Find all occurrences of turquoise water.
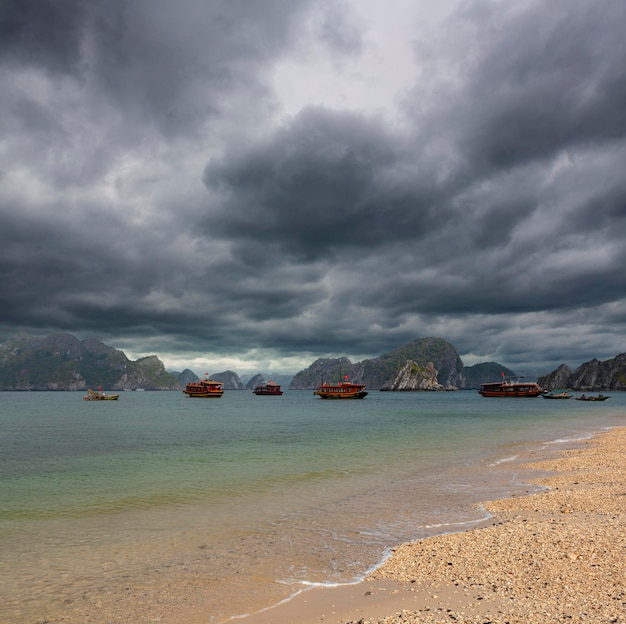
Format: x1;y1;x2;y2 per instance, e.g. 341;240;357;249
1;390;625;623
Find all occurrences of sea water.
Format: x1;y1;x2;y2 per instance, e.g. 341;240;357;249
1;390;624;623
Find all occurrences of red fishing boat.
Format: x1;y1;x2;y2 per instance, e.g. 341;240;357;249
478;375;542;398
314;376;368;399
183;375;224;398
253;380;283;396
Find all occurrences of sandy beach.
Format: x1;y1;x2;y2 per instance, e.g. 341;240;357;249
239;426;626;624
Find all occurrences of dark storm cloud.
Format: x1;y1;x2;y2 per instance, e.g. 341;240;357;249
83;0;301;136
203;106;446;262
197;0;626;368
0;0;324;337
0;0;88;74
449;0;626;171
1;0;626;374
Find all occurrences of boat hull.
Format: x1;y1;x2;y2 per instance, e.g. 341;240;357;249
478;382;542;397
182;391;224;398
478;390;542;397
314;390;368;399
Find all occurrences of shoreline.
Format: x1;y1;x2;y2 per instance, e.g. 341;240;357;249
235;426;626;624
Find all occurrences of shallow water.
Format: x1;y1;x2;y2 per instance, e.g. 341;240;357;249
1;390;624;622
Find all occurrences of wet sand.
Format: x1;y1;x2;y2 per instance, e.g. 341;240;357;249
238;426;626;624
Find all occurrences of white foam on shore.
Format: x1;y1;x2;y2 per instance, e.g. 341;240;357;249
242;505;498;622
229;577;367;622
544;432;593;445
422;509;493;532
488;454;520;466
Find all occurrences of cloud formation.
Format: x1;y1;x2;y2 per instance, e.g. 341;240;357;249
1;0;626;375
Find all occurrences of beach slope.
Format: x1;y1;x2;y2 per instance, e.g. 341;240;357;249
241;427;626;624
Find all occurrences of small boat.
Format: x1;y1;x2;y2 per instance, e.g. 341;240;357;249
253;380;283;396
542;390;572;399
478;376;542;398
575;394;610;401
314;379;368;399
183;376;224;398
83;388;120;401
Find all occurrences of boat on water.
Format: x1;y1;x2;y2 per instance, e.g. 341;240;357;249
253;380;283;396
575;394;610;401
314;378;368;399
83;388;120;401
478;376;542;398
182;376;224;398
542;390;573;399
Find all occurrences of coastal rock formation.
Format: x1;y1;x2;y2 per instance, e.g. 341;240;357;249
289;338;467;390
123;355;182;390
381;360;444;391
210;369;245;390
246;373;266;390
537;363;572;390
170;369;199;386
569;354;626;390
361;337;464;389
538;354;626;390
0;332;182;390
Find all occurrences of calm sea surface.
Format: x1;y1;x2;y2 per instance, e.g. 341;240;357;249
1;390;625;623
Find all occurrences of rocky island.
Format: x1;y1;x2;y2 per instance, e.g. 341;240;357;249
0;332;181;391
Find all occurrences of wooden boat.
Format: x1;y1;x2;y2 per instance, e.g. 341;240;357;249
253;380;283;396
575;394;610;401
83;388;120;401
478;376;542;398
183;377;224;398
542;390;572;399
314;379;368;399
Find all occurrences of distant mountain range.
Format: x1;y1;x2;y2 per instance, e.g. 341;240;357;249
1;331;624;392
0;333;294;391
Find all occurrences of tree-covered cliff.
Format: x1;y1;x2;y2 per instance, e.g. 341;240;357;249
539;354;626;391
0;332;182;390
290;338;467;390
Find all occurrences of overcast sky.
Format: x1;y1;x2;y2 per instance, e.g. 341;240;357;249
1;0;626;376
